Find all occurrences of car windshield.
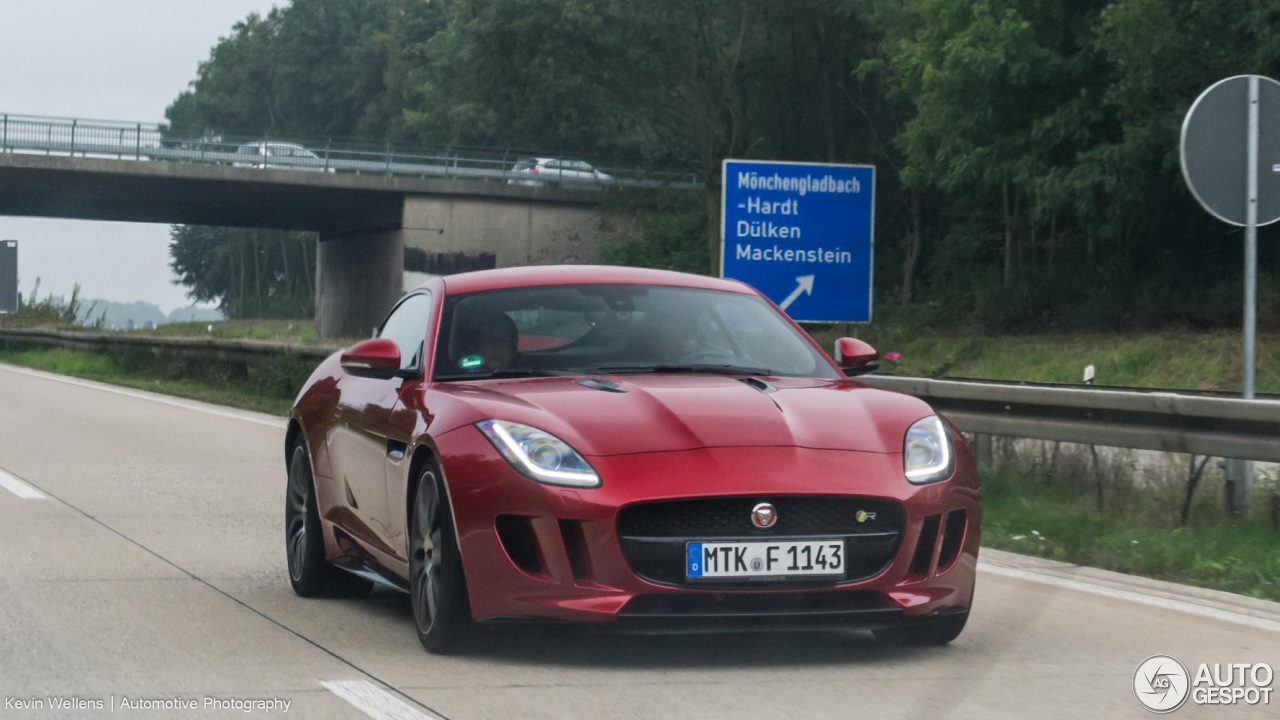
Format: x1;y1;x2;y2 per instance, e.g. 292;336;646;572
433;284;838;380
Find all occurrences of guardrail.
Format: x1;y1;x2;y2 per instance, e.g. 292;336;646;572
860;375;1280;463
0;113;703;190
0;327;336;364
3;327;1277;462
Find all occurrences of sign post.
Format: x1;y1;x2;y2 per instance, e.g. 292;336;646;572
720;160;875;323
0;240;16;314
1180;74;1280;514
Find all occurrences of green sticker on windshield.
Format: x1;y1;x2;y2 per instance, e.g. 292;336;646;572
459;355;484;370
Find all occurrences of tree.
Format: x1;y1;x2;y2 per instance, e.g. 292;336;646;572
165;0;1279;330
166;0;397;140
889;0;1110;292
170;225;315;319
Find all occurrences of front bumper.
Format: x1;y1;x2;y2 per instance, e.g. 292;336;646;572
437;427;981;629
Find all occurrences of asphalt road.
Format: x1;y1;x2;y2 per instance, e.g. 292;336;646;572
1;362;1276;719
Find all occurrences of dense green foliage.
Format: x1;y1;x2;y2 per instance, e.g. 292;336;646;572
169;225;316;318
167;0;1280;330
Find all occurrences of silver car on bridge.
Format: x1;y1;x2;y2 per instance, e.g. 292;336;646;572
234;141;333;172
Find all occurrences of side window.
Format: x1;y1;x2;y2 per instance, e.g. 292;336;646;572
378;293;433;370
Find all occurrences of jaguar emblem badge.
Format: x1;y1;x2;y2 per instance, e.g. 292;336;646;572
751;502;777;529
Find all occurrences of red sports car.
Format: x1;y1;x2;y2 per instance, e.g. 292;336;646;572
285;265;980;653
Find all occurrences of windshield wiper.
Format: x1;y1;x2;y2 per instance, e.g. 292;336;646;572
581;364;775;376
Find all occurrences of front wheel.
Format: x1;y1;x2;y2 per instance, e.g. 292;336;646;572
410;463;472;654
285;442;372;597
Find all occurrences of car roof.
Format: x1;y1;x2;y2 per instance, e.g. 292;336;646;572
429;265;756;296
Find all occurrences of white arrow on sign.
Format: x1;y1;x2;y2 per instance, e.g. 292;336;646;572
778;275;815;311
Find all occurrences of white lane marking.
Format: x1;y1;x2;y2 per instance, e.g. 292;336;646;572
321;680;442;720
979;561;1280;634
0;363;286;429
0;467;45;499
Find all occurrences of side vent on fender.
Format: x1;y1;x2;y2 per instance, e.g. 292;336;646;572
937;510;968;572
559;520;591;580
495;515;541;574
909;513;942;578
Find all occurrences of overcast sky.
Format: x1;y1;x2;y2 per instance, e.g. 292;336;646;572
0;0;281;313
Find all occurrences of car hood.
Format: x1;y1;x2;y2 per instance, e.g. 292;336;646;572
433;375;934;456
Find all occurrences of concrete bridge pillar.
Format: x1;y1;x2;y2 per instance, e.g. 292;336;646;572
315;229;405;340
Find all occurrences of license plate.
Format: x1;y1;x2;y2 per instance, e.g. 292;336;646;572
686;540;845;579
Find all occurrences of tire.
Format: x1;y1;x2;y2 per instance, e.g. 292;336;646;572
409;462;472;654
873;611;969;646
285;442;373;598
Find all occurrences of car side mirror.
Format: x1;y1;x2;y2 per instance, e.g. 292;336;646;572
341;338;402;375
834;337;879;377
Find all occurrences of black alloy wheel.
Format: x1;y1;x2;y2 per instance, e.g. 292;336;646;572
285;441;372;597
410;463;471;653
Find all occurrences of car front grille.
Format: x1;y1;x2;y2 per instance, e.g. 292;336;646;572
616;496;905;587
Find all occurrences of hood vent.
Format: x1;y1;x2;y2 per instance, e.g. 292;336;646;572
577;377;627;393
737;377;776;394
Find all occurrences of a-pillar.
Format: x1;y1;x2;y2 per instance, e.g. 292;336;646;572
315;230;404;339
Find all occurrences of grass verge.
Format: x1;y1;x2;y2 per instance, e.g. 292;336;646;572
804;327;1280;393
0;347;298;416
981;462;1280;602
150;319;328;344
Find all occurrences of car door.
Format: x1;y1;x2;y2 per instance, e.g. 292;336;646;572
570;160;594;182
327;293;433;563
544;159;566;183
372;290;436;565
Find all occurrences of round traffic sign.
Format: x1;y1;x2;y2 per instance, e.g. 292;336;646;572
1180;74;1280;227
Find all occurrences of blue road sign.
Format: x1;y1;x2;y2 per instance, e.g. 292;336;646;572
720;159;874;323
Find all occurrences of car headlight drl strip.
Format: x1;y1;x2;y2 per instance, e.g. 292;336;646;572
477;419;601;488
903;415;953;484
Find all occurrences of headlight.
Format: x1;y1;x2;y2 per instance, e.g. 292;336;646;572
903;415;952;484
476;420;600;488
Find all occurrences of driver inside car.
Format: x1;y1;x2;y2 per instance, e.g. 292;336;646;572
461;313;519;371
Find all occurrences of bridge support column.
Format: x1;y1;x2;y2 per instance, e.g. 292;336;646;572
315;230;405;339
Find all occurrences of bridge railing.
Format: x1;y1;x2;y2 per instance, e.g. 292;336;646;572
0;113;703;190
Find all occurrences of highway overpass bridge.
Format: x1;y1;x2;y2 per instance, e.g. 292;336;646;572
0;151;620;337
